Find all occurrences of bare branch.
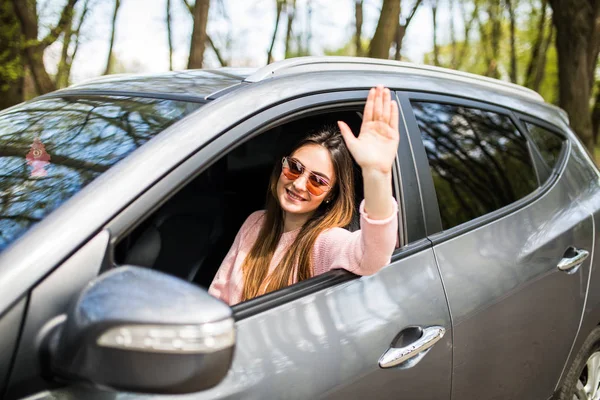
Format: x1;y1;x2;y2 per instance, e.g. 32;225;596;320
167;0;173;70
207;34;227;66
40;0;79;49
182;0;193;14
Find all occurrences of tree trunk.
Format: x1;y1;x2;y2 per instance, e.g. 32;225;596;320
167;0;173;70
267;0;284;64
593;81;600;145
0;0;24;109
368;0;400;59
548;0;600;151
456;1;478;70
506;0;518;83
395;0;422;60
524;0;547;89
285;0;296;58
188;0;210;69
12;0;78;95
104;0;120;75
487;0;501;79
56;13;73;88
533;22;553;92
449;0;457;67
355;0;363;56
432;0;439;66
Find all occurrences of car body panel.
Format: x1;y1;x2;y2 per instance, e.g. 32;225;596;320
0;296;26;397
548;123;600;391
5;231;110;398
424;143;593;399
30;243;453;400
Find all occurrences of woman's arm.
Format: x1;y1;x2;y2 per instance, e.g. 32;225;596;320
338;85;399;220
208;211;264;304
314;199;398;277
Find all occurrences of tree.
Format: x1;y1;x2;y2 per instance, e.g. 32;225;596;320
369;0;401;59
167;0;173;70
0;0;24;109
11;0;79;95
188;0;210;68
432;0;440;65
284;0;296;58
548;0;600;151
355;0;364;56
267;0;284;64
183;0;228;67
393;0;422;60
104;0;121;75
506;0;518;83
56;0;90;88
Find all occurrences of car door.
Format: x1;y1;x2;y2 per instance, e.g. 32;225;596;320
402;92;592;400
28;87;453;399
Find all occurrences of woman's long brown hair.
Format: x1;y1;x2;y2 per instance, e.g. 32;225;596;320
240;127;355;302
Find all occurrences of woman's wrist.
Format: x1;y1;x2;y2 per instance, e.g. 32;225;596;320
362;167;392;182
361;168;394;220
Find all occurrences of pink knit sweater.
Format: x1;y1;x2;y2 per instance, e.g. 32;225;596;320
208;199;398;305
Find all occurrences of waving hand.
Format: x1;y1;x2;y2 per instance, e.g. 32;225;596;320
337;86;400;175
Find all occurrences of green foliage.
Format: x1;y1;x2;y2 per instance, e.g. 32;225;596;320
424;4;559;104
0;1;24;93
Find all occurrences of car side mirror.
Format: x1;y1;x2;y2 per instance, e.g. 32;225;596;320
45;266;234;394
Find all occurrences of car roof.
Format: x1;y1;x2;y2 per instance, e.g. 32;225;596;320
41;57;565;122
50;68;256;101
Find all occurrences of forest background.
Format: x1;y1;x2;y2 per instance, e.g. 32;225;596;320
1;0;599;154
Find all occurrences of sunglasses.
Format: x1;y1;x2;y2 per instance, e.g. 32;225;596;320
281;157;332;196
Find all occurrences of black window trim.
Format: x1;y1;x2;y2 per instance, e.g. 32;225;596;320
402;91;567;245
104;89;424;320
514;112;570;177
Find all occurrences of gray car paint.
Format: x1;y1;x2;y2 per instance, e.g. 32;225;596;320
429;146;593;399
1;66;598;399
28;242;453;400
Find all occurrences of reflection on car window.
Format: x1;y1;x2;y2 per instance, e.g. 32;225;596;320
0;96;202;251
412;101;539;230
525;122;564;169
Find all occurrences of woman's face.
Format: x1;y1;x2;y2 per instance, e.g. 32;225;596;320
276;144;335;218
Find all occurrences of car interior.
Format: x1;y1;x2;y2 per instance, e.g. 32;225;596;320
113;109;366;291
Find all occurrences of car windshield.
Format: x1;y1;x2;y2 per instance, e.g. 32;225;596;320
0;95;203;252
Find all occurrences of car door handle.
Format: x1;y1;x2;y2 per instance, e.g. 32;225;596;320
557;247;590;274
378;326;445;369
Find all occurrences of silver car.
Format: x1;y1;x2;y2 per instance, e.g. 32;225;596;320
0;57;599;400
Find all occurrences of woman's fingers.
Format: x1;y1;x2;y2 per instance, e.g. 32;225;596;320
363;88;375;122
373;85;384;121
338;120;357;150
382;88;391;124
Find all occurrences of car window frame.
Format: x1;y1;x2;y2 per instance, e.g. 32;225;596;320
400;91;563;242
103;89;424;319
513;111;570;177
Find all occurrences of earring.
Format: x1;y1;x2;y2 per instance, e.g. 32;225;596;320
325;199;330;204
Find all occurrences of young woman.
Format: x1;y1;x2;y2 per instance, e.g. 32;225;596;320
209;85;400;305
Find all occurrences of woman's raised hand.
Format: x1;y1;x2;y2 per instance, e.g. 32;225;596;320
337;86;400;175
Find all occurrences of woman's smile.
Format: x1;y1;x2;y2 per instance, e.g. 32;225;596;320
286;188;307;202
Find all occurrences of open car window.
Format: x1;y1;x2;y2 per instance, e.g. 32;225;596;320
113;109;393;294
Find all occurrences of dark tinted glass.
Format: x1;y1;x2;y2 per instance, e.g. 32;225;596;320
525;122;564;169
0;96;202;251
413;101;539;230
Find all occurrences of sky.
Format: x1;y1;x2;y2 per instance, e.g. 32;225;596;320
39;0;447;85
